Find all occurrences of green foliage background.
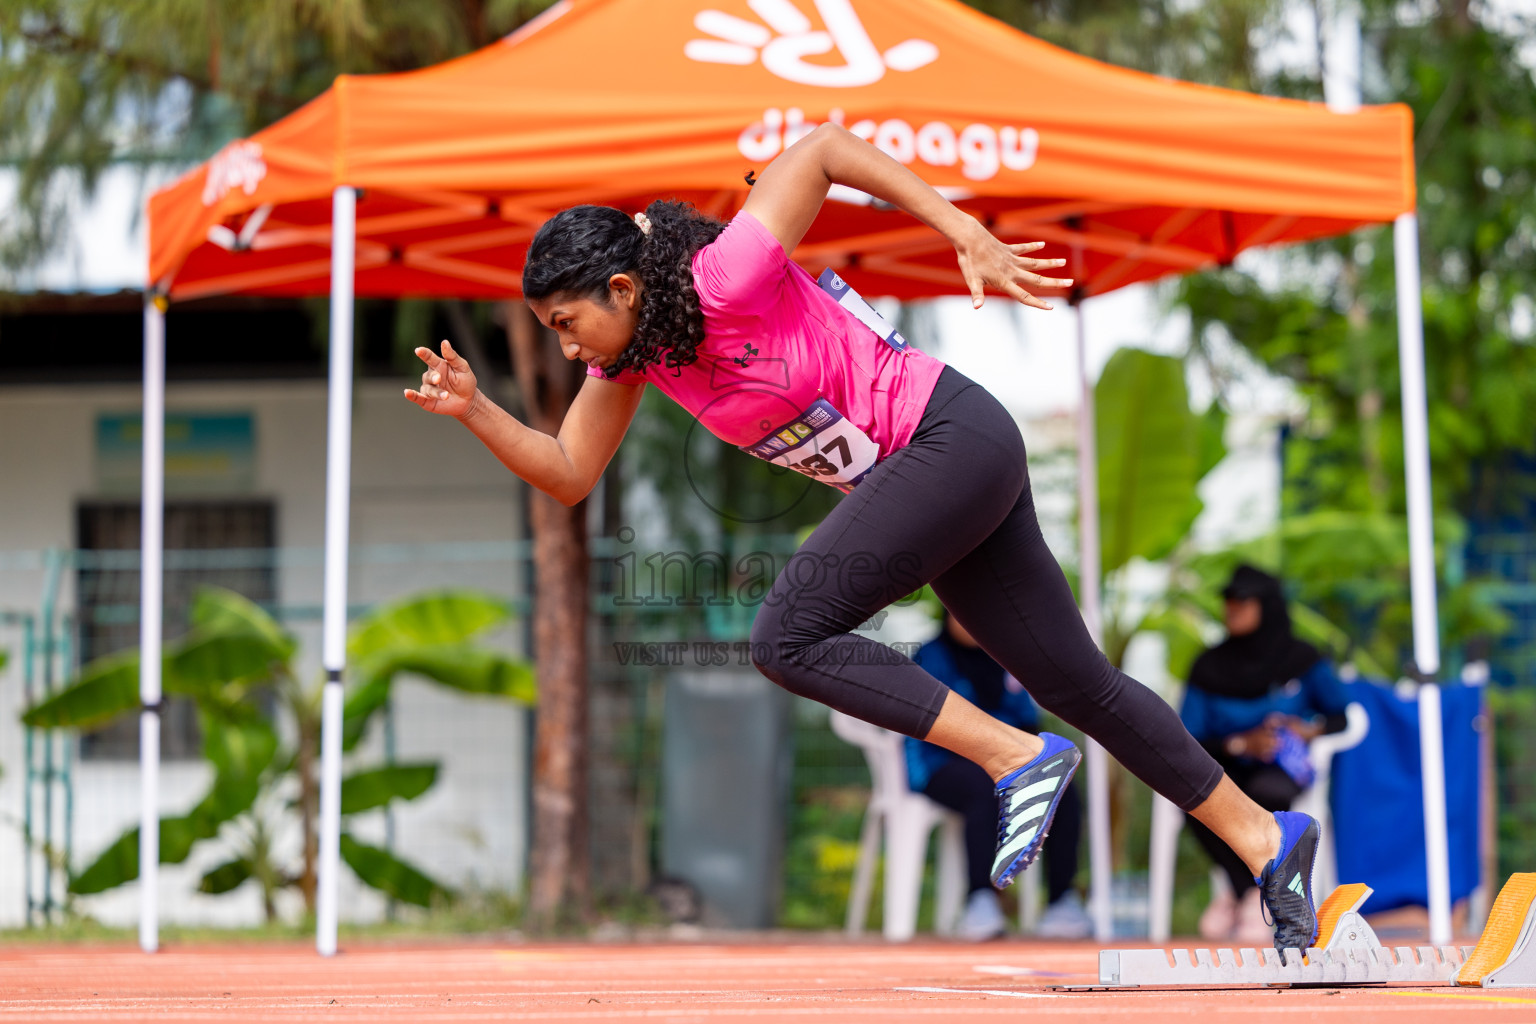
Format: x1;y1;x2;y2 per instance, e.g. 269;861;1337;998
20;587;532;919
6;0;1536;924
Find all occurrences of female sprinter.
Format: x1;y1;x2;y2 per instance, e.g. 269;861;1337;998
404;123;1321;951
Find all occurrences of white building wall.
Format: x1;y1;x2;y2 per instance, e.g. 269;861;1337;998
0;378;530;928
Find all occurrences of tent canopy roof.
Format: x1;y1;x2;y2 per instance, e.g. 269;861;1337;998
149;0;1414;301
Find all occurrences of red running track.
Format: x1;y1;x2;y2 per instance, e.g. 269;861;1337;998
3;939;1533;1022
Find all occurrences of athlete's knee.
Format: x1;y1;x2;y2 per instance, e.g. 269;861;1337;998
748;603;786;680
748;603;819;694
750;596;829;664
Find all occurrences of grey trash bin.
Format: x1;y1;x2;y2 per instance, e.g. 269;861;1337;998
661;667;793;928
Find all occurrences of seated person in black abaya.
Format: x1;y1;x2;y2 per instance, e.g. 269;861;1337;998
1180;564;1351;943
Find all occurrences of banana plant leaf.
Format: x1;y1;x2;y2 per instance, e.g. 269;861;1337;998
371;645;536;701
339;833;451;907
21;650;141;730
1096;348;1224;575
1197;402;1228;480
25;627;290;731
341;674;392;751
69;713;278;894
198;858;254;894
190;587;296;661
166;629;289;697
1274;511;1411;585
348;590;510;662
340;762;439;815
345;644;535;749
69;816;198;895
200;707;279;779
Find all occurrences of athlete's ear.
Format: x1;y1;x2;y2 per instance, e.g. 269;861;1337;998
608;273;641;310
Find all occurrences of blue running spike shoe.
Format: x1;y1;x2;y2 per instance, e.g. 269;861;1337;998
1256;810;1321;954
990;733;1081;889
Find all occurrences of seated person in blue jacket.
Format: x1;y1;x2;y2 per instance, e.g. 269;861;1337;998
1181;564;1350;942
906;609;1089;940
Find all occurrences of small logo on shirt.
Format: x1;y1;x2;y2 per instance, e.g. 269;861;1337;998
733;342;759;367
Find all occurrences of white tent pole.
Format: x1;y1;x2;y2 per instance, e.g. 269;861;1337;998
1394;212;1451;945
316;185;357;957
1331;5;1451;949
1074;298;1114;942
139;293;166;955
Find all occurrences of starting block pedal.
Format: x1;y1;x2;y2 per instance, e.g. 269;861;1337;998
1456;872;1536;988
1095;875;1536;989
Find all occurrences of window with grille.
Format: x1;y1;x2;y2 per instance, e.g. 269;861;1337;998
75;501;277;760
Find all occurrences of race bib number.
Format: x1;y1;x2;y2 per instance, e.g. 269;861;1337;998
817;269;909;351
740;399;880;493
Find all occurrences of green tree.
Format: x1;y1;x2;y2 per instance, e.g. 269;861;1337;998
1;0;613;928
967;0;1281;92
1092;347;1227;668
1177;0;1536;669
1077;347;1224;867
22;586;533;920
0;0;546;272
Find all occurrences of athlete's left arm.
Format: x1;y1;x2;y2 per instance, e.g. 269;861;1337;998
741;122;1072;310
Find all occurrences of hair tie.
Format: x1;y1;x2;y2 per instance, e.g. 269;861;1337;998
633;212;653;237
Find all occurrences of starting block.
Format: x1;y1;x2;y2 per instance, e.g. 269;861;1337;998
1093;874;1536;989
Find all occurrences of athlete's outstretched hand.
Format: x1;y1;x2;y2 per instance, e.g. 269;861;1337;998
405;340;478;419
955;226;1072;311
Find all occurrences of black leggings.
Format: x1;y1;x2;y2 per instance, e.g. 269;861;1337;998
750;365;1224;812
924;756;1082;900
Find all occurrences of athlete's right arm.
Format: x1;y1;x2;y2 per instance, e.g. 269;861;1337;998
405;340;644;506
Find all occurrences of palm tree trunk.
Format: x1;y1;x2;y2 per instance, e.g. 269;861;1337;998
506;302;591;927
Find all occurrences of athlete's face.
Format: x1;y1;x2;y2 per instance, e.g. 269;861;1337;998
528;273;642;372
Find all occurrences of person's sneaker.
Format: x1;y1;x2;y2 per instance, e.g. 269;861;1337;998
956;888;1008;941
1035;890;1093;939
1255;810;1321;954
990;733;1081;889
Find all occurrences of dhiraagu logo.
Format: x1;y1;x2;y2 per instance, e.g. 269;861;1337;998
686;0;937;87
201;140;267;206
688;1;1039;182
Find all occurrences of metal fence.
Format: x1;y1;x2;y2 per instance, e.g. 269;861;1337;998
0;535;906;931
3;536;1534;934
2;541;541;930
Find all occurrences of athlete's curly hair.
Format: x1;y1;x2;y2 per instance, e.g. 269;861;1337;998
521;201;726;378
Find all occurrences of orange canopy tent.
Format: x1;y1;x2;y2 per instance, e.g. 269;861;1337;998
149;0;1413;300
136;0;1450;959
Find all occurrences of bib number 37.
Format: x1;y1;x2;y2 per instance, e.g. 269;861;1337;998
740;399;880;493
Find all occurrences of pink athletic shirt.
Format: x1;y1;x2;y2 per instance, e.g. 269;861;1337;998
588;211;946;492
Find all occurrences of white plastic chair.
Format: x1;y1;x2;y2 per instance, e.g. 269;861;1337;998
830;710;1043;940
1146;701;1369;941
